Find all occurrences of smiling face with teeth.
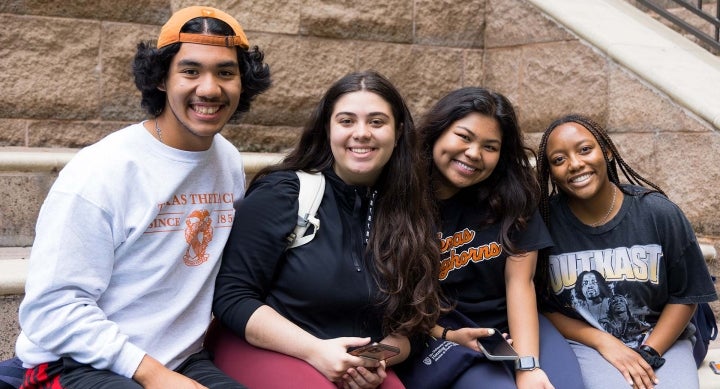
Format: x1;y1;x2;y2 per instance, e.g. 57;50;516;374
155;42;241;151
329;90;397;186
546;122;614;204
431;112;502;199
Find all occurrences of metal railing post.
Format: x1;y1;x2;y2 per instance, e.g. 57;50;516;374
634;0;720;53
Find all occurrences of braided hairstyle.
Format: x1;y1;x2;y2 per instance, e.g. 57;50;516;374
535;114;665;293
537;114;665;224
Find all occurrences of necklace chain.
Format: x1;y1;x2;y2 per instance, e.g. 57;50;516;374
154;119;163;143
590;186;617;227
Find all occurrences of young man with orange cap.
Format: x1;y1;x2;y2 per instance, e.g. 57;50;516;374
10;6;271;388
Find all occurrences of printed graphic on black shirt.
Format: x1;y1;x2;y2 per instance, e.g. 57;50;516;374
438;228;503;280
550;245;659;347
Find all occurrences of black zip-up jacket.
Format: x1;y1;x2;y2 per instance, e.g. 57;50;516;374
213;168;386;342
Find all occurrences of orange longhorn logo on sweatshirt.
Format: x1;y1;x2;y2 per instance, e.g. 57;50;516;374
183;209;213;266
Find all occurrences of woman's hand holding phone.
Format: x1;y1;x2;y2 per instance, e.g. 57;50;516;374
340;340;397;388
476;328;518;361
303;337;381;383
441;327;498;352
348;342;401;361
340;361;387;389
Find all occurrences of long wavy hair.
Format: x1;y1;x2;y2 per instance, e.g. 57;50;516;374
535;114;664;294
419;87;539;255
132;17;271;120
254;70;442;337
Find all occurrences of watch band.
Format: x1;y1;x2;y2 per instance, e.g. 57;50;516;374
514;356;540;371
441;327;452;340
634;345;666;369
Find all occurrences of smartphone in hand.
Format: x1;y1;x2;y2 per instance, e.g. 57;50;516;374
477;329;519;361
349;342;400;361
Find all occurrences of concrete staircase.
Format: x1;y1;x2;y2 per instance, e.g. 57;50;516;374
0;144;720;389
0;248;27;362
3;247;719;386
1;146;719;387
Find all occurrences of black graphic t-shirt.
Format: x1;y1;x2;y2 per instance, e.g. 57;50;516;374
544;185;717;348
438;194;552;332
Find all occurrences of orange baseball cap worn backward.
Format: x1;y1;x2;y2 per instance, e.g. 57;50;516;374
157;6;249;49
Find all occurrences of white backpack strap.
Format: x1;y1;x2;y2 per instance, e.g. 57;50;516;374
286;171;325;249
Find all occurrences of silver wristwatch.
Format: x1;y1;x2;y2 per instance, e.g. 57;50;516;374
515;356;540;371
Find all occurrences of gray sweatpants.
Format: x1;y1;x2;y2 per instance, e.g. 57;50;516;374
569;339;697;389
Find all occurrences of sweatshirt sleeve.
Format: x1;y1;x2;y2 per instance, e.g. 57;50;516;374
18;190;146;377
213;171;300;337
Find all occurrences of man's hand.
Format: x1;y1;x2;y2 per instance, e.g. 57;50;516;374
133;354;207;389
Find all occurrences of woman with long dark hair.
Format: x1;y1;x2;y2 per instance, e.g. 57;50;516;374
211;70;442;389
397;87;582;389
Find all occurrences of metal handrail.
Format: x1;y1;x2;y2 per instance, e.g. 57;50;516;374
635;0;720;52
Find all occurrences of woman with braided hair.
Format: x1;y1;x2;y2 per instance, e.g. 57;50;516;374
535;114;717;389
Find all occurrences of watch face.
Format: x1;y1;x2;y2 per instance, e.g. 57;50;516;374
516;356;538;370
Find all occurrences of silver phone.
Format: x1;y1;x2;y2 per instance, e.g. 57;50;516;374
477;330;519;361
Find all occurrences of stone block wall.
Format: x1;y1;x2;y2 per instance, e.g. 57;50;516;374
1;0;719;242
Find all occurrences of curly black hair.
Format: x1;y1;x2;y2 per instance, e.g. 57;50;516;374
132;17;271;120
